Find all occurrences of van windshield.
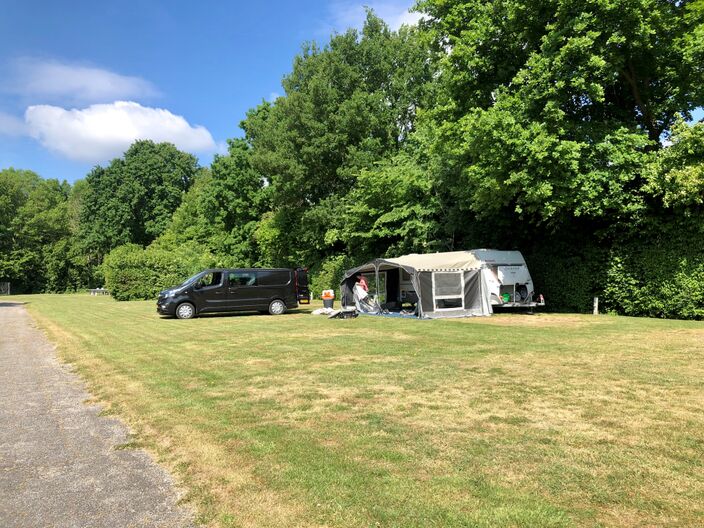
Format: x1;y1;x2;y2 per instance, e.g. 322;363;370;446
180;272;204;287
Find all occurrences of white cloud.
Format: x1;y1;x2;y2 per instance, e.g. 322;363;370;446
4;58;158;104
326;0;422;33
0;111;27;136
25;101;217;163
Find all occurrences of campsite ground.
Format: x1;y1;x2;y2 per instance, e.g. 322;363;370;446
11;294;704;527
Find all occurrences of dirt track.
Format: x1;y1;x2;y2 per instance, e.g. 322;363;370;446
0;302;196;528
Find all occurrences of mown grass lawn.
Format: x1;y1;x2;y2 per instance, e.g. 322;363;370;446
15;294;704;527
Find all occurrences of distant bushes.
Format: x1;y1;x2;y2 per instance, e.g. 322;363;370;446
102;242;216;301
308;255;353;298
602;227;704;320
525;222;704;320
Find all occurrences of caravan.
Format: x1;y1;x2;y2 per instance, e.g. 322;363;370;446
472;249;538;307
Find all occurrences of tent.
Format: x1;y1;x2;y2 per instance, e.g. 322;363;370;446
340;250;495;319
341;249;539;319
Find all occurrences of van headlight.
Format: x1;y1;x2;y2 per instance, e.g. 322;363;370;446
166;290;177;297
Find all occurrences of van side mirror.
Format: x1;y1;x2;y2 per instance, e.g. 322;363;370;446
194;282;202;290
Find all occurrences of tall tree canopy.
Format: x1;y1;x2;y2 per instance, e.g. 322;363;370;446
417;0;704;232
242;11;435;266
156;138;268;267
78;140;199;265
0;169;76;292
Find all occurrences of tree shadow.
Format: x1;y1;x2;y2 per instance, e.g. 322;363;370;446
0;301;27;308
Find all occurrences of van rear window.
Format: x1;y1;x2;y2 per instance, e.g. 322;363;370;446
229;271;256;286
257;270;291;286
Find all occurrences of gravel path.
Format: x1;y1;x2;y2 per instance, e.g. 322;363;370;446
0;301;196;528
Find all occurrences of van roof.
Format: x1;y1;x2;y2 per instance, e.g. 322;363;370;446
203;268;293;272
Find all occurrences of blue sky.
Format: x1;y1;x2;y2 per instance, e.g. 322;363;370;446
1;1;700;184
0;0;419;183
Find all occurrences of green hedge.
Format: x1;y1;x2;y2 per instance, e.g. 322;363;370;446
102;242;216;301
102;222;704;320
525;241;608;314
525;221;704;319
602;226;704;320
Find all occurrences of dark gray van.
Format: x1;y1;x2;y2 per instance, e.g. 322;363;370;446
157;268;309;319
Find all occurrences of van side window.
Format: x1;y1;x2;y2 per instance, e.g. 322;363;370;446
257;270;291;286
229;271;256;286
199;272;223;287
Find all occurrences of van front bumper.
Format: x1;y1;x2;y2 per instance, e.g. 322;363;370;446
156;297;177;316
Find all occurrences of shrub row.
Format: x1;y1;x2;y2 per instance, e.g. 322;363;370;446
526;222;704;319
102;223;703;319
102;242;216;301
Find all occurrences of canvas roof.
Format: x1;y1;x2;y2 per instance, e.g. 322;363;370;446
382;251;484;271
342;250;529;281
343;251;486;280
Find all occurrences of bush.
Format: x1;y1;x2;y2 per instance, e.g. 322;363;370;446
603;249;704;320
522;220;704;319
524;237;609;313
309;254;353;299
102;242;216;301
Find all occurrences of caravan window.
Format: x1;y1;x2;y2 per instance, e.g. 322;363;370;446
433;272;463;310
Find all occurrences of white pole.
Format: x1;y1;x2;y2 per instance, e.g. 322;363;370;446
593;296;599;315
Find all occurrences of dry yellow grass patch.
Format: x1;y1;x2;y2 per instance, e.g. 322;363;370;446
19;295;704;528
455;313;603;328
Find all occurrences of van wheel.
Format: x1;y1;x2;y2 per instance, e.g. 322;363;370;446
268;299;286;315
176;302;196;319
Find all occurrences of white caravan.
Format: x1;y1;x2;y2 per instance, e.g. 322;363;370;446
471;249;538;307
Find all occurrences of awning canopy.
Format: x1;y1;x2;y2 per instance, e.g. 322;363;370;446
342;251;485;280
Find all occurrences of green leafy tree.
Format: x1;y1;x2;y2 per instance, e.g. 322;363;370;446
0;171;73;292
78;140;199;270
645;119;704;212
242;11;435;266
155;139;268;267
0;168;41;258
340;151;441;259
417;0;704;232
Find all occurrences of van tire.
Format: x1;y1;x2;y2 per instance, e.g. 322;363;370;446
268;299;286;315
176;302;196;319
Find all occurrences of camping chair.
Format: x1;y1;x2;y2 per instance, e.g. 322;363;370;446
353;284;381;313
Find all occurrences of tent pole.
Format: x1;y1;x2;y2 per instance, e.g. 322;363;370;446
375;261;380;305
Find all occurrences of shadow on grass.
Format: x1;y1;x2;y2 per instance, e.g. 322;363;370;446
159;308;311;320
0;301;27;308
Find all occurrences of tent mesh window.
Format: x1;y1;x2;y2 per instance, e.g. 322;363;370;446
433;272;463;310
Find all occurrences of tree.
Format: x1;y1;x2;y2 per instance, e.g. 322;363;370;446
78;140;199;269
416;0;704;233
0;168;41;256
645;119;704;213
155;139;268;267
241;11;435;267
340;151;441;259
0;172;73;292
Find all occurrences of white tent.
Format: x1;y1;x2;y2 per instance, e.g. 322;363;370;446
341;249;537;319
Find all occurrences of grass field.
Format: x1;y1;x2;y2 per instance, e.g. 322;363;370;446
13;294;704;527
